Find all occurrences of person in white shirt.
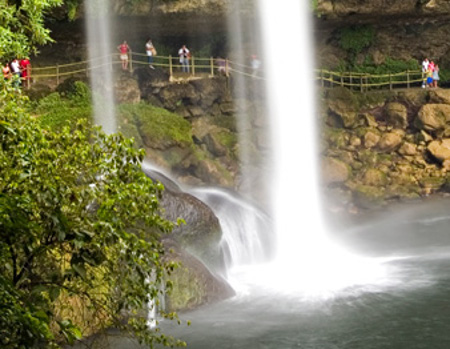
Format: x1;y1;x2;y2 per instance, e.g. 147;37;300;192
178;45;190;73
10;59;21;87
422;58;429;88
145;39;155;69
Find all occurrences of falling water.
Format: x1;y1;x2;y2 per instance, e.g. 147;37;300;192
248;0;396;297
85;0;116;134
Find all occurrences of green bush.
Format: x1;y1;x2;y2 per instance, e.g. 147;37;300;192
34;82;92;129
117;103;193;149
339;25;375;59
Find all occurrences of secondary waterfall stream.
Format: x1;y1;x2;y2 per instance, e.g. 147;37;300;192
82;0;450;347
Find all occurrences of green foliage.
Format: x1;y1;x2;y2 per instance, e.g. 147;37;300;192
339;25;375;58
0;80;185;348
34;81;92;129
117;103;193;149
0;0;62;60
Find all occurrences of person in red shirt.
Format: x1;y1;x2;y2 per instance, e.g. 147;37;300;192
20;57;31;84
117;41;131;70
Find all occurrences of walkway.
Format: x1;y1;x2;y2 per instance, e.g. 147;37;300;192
27;52;264;88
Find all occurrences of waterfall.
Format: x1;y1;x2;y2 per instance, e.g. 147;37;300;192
85;0;116;134
189;188;273;268
254;0;394;297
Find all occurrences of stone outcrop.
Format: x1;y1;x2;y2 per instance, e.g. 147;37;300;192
316;0;450;19
142;168;234;310
322;157;350;184
417;104;450;133
321;87;450;211
385;102;408;129
428;139;450;163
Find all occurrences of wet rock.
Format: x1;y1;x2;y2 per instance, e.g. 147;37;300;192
327;87;359;128
322;157;350;184
385;102;408;128
428;139;450;162
398;142;417;156
190;77;230;109
363;129;381;148
362;168;388;186
158;83;200;111
417;104;450;132
352;185;386;209
114;74;141;104
164;241;235;312
377;130;404;152
429;89;450;105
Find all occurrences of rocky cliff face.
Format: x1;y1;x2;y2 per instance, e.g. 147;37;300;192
317;0;450;19
315;0;450;71
320;86;450;213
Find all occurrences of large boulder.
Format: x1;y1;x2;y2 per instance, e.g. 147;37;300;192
158;83;200;111
362;168;388;187
190;77;230;110
143;168;225;273
164;241;235;312
417;104;450;132
114;74;141;104
377;130;404;152
385;102;408;129
429;89;450;105
427;139;450;162
326;87;359;128
398;142;417;156
363;129;381;148
322;157;350;184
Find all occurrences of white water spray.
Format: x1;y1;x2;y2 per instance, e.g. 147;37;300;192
247;0;395;297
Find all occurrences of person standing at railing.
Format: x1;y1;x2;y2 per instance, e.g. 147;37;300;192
217;57;227;75
178;45;190;73
118;41;131;70
2;63;11;81
146;39;156;69
433;64;440;88
20;57;31;83
10;58;21;87
422;58;429;88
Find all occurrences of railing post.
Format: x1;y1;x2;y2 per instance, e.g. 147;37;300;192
340;73;344;87
27;65;31;89
321;69;324;87
225;59;229;78
129;50;133;72
349;72;353;90
407;70;410;89
389;72;392;90
169;55;173;80
360;74;363;92
191;56;195;76
56;64;60;85
210;57;214;77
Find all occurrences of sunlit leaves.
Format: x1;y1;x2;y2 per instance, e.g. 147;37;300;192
0;0;61;60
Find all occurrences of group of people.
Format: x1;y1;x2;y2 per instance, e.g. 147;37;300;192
117;40;191;72
2;58;31;87
117;39;259;77
422;58;440;88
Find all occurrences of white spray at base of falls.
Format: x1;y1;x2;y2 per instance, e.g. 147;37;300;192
244;0;399;298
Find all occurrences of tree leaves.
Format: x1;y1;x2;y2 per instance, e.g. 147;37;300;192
0;81;183;347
